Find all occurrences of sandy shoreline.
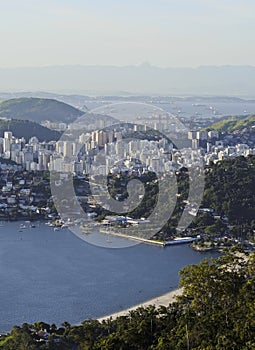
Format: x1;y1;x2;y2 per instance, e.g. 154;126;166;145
98;287;183;322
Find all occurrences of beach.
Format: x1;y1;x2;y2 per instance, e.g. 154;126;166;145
98;288;183;321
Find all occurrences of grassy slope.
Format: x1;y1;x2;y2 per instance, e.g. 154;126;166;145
208;114;255;132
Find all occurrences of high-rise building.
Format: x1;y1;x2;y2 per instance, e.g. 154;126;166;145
196;131;208;140
188;131;197;140
63;141;73;158
4;131;12;140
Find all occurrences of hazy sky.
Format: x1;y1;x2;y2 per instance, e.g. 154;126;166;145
0;0;255;68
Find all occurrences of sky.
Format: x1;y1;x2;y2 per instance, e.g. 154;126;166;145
0;0;255;68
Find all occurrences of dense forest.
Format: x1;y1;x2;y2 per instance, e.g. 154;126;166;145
94;155;255;242
1;249;254;349
191;155;255;243
202;156;255;221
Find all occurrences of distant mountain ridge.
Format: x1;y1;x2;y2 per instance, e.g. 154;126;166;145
1;65;255;95
1;92;255;105
0;98;83;123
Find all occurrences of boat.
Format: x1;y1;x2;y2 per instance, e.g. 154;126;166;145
45;221;54;226
188;209;198;217
164;237;199;246
106;234;112;244
61;224;68;229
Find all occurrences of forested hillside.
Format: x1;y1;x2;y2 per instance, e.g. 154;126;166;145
0;119;61;142
208;114;255;133
0;98;83;123
94;155;255;241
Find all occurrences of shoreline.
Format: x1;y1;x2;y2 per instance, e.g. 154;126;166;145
98;227;165;246
98;287;183;322
91;226;199;247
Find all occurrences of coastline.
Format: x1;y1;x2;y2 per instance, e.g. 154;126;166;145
98;287;183;322
89;226;199;247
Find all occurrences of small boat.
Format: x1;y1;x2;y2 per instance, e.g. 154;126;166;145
45;221;54;226
61;224;68;229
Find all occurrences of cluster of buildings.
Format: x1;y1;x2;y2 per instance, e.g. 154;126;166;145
41;116;115;132
50;131;174;175
0;131;54;171
0;119;254;225
187;129;255;165
0;169;51;219
1;120;255;176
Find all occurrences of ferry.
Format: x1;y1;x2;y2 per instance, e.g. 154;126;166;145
164;237;199;246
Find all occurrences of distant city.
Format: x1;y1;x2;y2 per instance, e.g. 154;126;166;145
0;97;254;241
1;114;254;174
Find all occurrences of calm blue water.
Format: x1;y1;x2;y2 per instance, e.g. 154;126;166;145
84;100;255;119
0;222;218;331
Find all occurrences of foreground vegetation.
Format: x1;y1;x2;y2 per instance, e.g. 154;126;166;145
1;249;254;349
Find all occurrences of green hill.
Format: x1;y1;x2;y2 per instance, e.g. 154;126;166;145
0;119;61;142
208;114;255;132
0;98;83;123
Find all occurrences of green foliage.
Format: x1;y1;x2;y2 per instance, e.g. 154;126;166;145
94;156;255;241
0;98;83;123
202;156;255;224
208;114;255;133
